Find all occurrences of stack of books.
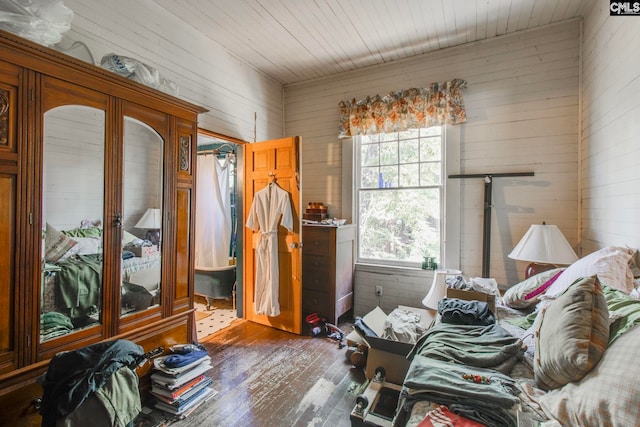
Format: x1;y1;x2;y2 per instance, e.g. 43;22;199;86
150;344;217;419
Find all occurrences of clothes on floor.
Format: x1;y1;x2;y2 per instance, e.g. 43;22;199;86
56;367;141;427
39;339;144;427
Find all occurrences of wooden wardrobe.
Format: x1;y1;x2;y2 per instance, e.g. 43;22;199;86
0;28;206;426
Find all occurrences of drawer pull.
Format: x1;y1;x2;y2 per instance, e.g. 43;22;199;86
32;397;42;410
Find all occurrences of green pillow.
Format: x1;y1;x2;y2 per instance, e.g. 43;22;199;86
534;275;609;390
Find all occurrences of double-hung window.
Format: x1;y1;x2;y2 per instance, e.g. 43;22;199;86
355;127;443;268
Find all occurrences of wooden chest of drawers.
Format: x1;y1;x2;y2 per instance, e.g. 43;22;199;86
302;224;356;325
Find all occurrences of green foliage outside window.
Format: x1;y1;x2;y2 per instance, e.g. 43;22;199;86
357;128;442;266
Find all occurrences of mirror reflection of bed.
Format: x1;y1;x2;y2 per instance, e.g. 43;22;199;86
194;132;239;339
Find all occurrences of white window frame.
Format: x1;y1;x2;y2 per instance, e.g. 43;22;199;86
343;125;461;270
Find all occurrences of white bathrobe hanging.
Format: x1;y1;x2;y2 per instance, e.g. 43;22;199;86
246;182;293;317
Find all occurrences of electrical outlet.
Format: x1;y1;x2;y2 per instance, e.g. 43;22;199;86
375;285;383;296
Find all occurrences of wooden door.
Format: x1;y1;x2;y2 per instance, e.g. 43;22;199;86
243;137;302;334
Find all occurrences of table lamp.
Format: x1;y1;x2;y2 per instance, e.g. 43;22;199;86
422;269;462;310
135;208;162;249
508;222;577;279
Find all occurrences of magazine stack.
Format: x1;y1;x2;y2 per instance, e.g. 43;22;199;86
150;343;217;419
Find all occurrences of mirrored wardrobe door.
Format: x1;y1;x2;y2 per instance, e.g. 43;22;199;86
41;104;105;342
120;116;164;317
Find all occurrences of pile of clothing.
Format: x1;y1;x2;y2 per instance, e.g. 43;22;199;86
399;298;526;426
39;339;145;427
40;311;74;341
446;275;501;299
354;307;428;345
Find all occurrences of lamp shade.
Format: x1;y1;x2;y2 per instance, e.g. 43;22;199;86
422;269;462;310
508;224;578;265
135;208;161;229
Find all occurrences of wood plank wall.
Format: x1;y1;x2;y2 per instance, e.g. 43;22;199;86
44;106;106;230
580;4;640;253
61;0;284;143
39;2;640;320
123;119;163;234
285;21;581;316
44;108;162;235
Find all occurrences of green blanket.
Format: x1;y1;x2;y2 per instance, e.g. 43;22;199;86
603;285;640;344
55;254;103;319
408;322;526;375
507;310;537;330
403;355;518;426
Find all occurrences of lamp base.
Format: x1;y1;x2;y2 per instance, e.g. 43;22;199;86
145;229;161;249
525;262;557;279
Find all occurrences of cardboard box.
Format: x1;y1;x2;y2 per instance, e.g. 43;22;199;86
128;246;157;258
351;305;435;384
446;288;497;314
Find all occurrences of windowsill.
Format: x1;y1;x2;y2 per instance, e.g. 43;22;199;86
355;263;436;277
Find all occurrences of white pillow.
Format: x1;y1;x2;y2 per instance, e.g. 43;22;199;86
544;246;635;297
122;230;138;246
502;268;565;309
72;237;102;255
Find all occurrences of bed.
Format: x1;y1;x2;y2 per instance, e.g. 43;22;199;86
392;245;640;427
41;223;162;341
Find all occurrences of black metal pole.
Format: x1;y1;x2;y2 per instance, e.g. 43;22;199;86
482;176;492;278
448;171;534;278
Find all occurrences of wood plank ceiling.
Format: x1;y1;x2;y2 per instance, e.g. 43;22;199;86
153;0;590;85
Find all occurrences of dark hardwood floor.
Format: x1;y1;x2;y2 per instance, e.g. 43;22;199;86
169;319;367;427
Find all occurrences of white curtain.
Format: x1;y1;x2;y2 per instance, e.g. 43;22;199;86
195;154;231;270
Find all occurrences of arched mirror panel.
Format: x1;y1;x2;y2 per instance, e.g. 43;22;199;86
120;116;164;317
41;105;105;342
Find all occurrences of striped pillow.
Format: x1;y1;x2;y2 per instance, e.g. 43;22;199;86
539;323;640;426
45;223;77;263
534;275;609;390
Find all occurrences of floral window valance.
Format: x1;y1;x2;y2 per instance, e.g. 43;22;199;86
338;78;467;138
